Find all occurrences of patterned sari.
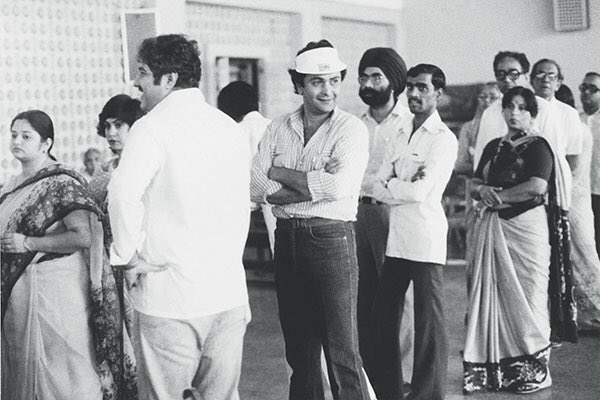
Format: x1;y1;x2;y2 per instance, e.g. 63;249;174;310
462;134;577;394
0;164;136;400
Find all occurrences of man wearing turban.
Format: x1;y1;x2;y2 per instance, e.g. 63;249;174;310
355;47;415;392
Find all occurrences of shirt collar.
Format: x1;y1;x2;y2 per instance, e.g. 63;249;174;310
289;106;339;138
403;109;444;135
147;88;205;115
362;100;409;122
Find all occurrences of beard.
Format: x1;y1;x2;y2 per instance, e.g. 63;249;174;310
359;85;393;107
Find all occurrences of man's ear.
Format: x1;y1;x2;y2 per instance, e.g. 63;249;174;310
163;72;179;90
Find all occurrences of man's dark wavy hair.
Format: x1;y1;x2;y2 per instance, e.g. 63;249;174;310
137;34;202;88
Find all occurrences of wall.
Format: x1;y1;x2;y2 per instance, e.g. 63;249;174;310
322;17;394;116
398;0;600;108
185;2;299;119
0;0;153;185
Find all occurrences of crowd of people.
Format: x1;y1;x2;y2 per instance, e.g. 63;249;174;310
1;32;599;400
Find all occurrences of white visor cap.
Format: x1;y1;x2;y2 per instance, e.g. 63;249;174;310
294;47;347;74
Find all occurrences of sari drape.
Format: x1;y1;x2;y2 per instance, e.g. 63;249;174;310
0;164;136;400
462;135;576;394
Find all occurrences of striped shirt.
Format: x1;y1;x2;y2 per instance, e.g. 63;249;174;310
250;106;369;221
360;100;412;197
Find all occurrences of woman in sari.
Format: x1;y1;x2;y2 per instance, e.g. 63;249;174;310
462;87;576;394
88;95;141;250
1;110;135;399
87;94;141;344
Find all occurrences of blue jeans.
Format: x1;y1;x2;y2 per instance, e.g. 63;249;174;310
274;218;369;400
134;305;247;400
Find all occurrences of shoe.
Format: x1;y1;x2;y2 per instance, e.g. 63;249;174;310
514;372;552;394
550;341;562;348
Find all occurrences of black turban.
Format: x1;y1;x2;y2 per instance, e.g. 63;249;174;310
358;47;407;96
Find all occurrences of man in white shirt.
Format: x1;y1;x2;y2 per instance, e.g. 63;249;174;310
579;71;600;258
218;81;276;256
354;47;414;387
251;40;370;400
530;58;582;173
108;34;250;400
371;64;456;400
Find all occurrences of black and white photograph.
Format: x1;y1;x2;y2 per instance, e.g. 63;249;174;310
1;1;599;399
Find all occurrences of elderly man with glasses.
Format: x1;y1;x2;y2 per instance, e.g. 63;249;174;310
531;58;583;174
580;71;600;258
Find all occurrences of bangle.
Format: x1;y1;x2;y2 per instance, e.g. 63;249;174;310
23;237;33;252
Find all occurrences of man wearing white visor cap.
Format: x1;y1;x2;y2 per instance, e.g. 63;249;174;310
251;40;370;400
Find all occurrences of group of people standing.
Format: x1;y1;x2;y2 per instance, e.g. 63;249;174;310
1;32;599;400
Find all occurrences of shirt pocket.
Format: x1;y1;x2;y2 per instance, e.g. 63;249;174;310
273;143;291;167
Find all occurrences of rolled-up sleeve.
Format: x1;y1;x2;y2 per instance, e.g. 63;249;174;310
307;120;369;202
250;123;283;203
108;121;163;265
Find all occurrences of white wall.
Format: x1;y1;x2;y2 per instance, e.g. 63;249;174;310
398;0;600;108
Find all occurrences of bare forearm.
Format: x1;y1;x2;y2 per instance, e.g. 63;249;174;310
269;167;311;198
498;179;547;203
27;229;91;254
470;178;485;200
267;187;311;205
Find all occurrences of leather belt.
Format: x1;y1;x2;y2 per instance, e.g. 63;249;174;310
358;196;383;205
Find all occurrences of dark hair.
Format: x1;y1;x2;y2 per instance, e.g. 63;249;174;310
97;94;142;137
83;147;101;158
137;34;201;88
288;39;347;94
493;51;530;73
531;58;563;80
217;81;259;122
11;110;56;160
502;86;538;118
585;71;600;80
406;63;446;90
555;84;575;108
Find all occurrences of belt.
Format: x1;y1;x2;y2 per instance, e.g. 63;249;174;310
358;196;383;205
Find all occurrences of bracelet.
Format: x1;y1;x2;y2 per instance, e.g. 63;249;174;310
23;237;33;252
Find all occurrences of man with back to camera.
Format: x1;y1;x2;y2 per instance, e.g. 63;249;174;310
250;39;370;400
579;71;600;258
370;64;457;400
354;47;415;388
218;81;277;257
108;34;251;400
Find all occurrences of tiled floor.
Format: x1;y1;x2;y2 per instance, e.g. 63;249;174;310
240;266;600;400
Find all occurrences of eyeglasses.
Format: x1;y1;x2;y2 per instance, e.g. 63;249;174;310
494;69;522;81
579;83;600;94
534;72;559;82
358;74;384;85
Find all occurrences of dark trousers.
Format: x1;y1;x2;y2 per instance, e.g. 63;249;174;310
274;218;369;400
355;203;389;376
593;194;600;259
371;257;448;400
